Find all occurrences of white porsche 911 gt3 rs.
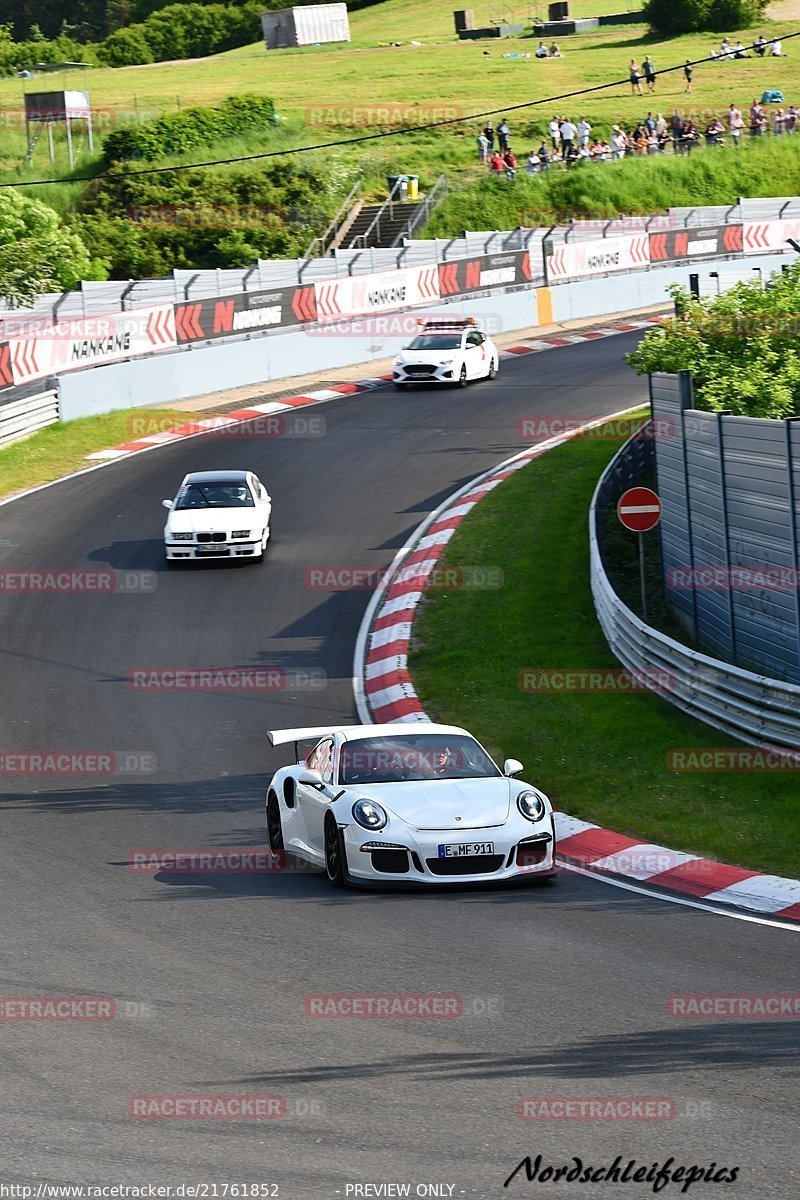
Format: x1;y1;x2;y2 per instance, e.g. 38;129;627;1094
393;318;499;388
265;722;556;888
162;470;271;563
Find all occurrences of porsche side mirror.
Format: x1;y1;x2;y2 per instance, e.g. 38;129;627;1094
162;499;174;510
300;770;325;789
503;758;524;778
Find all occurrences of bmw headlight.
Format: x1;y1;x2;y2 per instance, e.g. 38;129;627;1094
517;790;546;822
170;532;193;542
352;799;388;830
232;530;250;539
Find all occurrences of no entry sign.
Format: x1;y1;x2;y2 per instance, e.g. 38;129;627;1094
617;487;662;533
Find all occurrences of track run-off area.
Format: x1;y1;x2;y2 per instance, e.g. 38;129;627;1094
0;331;797;1197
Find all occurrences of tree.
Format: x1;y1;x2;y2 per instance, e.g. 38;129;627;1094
0;192;100;305
627;274;800;419
643;0;767;32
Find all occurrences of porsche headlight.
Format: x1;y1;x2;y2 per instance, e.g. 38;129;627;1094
352;799;388;830
170;532;193;542
517;790;546;822
232;529;250;539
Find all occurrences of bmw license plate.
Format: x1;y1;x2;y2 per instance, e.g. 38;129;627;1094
197;543;228;553
438;841;494;858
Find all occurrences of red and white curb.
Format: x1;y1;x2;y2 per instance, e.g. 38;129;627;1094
352;410;800;925
84;316;664;463
84;377;394;461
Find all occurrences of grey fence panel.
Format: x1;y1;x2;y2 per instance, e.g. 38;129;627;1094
651;372;696;630
651;373;800;683
591;432;800;751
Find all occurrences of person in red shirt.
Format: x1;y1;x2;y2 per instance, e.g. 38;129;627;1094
489;151;505;172
503;147;517;178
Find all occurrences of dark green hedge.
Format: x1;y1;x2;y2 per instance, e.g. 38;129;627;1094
103;94;275;162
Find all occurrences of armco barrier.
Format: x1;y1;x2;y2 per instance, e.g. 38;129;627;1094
0;386;58;447
591;429;800;752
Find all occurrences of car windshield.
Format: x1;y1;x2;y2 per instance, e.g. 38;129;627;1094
407;335;463;350
339;734;502;784
174;482;255;509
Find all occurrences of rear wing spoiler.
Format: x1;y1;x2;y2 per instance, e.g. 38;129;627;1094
267;726;342;747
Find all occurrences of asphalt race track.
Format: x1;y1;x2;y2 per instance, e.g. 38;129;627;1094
0;333;797;1198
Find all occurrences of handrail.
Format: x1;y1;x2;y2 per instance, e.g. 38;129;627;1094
349;175;408;251
393;175;448;246
303;180;361;260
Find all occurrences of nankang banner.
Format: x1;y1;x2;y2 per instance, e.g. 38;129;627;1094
8;306;177;385
438;251;531;297
649;225;743;262
174;286;300;344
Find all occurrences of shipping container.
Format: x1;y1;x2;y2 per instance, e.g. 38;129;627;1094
260;3;351;49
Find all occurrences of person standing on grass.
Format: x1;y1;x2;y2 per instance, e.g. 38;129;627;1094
537;141;551;169
577;115;591;149
503;146;517;179
670;109;683;151
727;103;744;146
498;117;510;152
786;105;797;134
772;108;785;136
655;111;667;136
559;115;577;159
476;129;489;163
489;150;505;173
549;115;561;153
643;55;656;92
629;59;643;95
483;121;495;151
683;60;693;93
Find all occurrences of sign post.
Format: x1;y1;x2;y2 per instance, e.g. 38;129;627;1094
617;486;662;619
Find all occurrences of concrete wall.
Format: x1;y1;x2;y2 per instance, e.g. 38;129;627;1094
58;288;539;421
56;249;796;422
547;253;788;323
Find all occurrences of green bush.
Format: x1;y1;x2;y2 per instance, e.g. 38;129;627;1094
76;159;330;274
99;26;155;66
103;94;275;162
425;137;800;236
0;28;99;73
96;0;263;66
643;0;766;32
627;268;800;418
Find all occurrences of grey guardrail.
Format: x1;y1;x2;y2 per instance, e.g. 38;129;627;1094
590;431;800;752
0;387;58;448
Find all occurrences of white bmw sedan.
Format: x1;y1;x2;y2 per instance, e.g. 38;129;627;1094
393;319;499;388
265;722;556;888
162;470;271;563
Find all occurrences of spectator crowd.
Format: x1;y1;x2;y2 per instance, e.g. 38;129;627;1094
474;36;792;179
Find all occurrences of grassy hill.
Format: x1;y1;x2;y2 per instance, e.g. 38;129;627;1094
0;0;795;265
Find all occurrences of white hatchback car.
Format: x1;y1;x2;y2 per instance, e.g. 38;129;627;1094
162;470;271;563
393;319;499;388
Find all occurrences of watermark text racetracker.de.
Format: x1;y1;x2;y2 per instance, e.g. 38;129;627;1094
0;751;156;776
516;415;676;442
0;1188;279;1199
519;668;676;694
128;667;326;692
304;993;504;1019
0;570;156;594
666;747;800;772
305;564;503;591
667;993;800;1018
126;413;326;440
1;997;151;1021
